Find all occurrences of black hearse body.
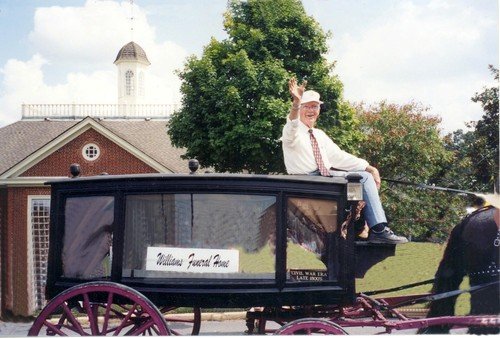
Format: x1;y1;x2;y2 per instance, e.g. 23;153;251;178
45;173;361;308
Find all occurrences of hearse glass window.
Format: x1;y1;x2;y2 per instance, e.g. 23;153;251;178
123;194;277;279
62;196;114;279
286;197;337;282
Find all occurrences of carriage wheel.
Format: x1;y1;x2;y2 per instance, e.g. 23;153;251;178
28;281;170;336
159;306;201;335
274;318;348;335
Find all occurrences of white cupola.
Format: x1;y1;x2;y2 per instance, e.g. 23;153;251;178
114;41;151;105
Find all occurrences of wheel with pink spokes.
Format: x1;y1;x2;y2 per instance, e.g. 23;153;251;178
28;281;170;336
159;306;201;335
274;318;348;335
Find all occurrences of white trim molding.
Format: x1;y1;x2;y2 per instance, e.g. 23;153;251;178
0;177;65;187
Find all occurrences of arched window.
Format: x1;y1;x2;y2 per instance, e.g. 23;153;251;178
139;72;145;97
125;70;134;96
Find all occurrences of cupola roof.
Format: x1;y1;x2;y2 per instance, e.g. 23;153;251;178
114;41;151;65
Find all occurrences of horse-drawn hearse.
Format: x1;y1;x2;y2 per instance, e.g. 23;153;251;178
28;162;499;335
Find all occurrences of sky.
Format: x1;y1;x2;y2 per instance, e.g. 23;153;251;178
0;0;498;133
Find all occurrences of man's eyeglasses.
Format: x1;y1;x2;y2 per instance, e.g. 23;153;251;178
301;104;320;110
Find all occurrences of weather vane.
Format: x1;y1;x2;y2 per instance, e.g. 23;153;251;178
129;0;134;41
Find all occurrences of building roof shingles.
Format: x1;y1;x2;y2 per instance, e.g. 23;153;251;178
113;41;151;65
0;119;188;176
100;120;188;173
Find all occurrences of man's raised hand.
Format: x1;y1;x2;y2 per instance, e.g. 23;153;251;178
289;77;307;103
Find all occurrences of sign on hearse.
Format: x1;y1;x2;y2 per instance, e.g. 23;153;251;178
146;247;239;273
289;269;327;282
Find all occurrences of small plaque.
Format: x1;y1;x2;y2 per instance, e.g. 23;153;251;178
146;247;239;273
289;269;327;282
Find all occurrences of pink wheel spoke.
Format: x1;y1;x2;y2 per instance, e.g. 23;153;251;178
101;320;130;336
127;318;156;336
109;306;127;319
61;302;86;334
43;319;72;336
101;291;114;334
121;321;144;336
55;310;68;327
82;293;99;335
145;323;161;336
162;306;201;335
122;323;141;336
113;303;138;336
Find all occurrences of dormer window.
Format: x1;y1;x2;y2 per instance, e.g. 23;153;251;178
125;70;134;96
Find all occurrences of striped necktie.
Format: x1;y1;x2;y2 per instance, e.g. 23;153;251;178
309;129;331;176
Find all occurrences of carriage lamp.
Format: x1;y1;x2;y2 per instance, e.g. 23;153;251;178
346;174;363;201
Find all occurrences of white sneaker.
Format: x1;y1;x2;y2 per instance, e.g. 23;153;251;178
368;227;408;244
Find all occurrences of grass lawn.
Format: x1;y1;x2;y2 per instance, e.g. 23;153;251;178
356;242;471;315
238;241;472;315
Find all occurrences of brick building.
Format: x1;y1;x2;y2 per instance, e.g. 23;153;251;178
0;41;189;318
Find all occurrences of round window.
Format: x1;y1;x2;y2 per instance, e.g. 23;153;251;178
82;143;100;161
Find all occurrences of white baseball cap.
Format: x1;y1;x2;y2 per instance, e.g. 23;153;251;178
301;90;323;104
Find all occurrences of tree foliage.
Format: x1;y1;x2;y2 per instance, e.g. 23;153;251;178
356;102;464;242
168;0;361;173
469;65;499;189
357;102;451;182
443;65;499;192
441;129;477;190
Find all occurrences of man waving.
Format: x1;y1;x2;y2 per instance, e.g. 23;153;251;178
281;77;408;244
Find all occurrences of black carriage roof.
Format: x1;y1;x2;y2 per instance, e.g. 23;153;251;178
46;172;349;186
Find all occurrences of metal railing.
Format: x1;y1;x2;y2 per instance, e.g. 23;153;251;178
22;103;180;120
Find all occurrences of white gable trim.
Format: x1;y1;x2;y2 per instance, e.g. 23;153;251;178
0;177;64;187
0;118;173;179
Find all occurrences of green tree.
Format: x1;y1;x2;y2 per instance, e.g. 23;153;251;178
469;65;499;190
442;65;499;192
441;129;477;190
356;102;464;242
168;0;361;173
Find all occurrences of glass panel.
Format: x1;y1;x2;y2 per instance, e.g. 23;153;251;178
62;196;114;279
286;197;337;282
123;194;277;279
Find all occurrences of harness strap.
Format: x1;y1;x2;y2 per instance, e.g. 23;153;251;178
385;280;500;309
382;178;476;195
364;278;435;296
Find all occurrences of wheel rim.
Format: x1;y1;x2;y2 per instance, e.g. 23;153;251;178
274;318;348;335
28;282;170;336
159;306;202;335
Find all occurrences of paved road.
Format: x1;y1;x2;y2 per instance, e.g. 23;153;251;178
2;319;250;336
0;318;424;336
